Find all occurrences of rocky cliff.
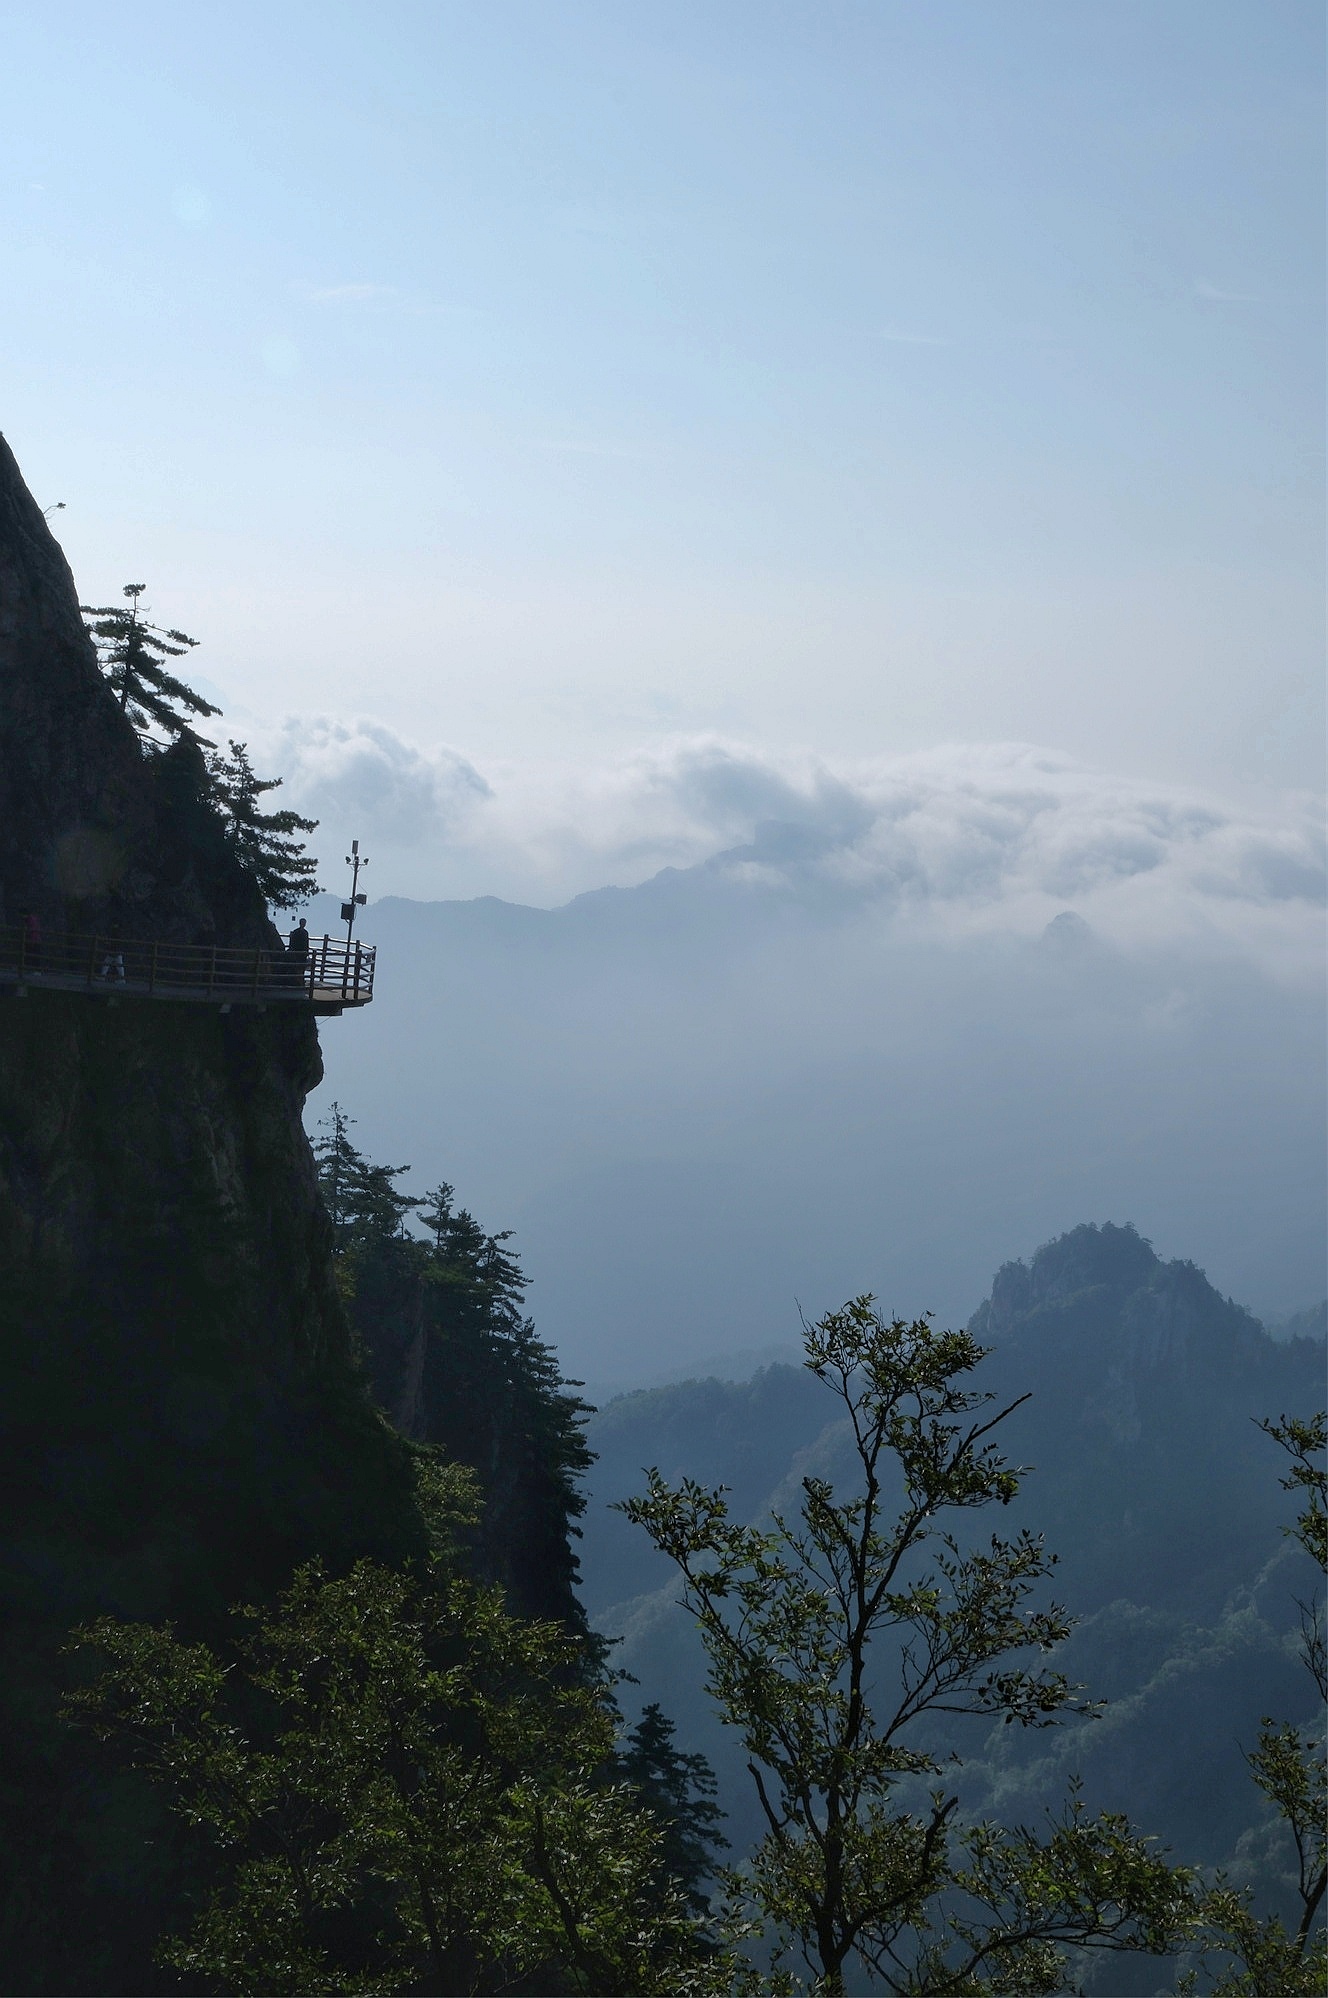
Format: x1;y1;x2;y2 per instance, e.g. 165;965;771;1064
0;436;423;1994
968;1220;1322;1616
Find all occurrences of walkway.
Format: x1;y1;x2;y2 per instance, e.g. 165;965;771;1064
0;926;376;1016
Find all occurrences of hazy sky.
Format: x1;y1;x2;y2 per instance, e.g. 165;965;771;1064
4;2;1322;892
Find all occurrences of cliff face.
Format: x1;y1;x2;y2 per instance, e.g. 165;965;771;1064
0;435;272;948
0;437;422;1994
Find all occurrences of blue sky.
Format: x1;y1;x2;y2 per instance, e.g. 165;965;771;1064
2;1;1322;895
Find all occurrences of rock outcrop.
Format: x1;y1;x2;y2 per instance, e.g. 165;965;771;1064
969;1221;1323;1616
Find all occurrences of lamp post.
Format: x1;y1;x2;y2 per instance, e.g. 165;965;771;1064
341;840;368;944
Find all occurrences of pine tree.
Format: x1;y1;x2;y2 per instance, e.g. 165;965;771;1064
618;1702;729;1916
82;584;220;745
206;739;321;910
313;1104;422;1252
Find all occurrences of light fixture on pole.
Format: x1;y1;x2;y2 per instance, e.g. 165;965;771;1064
341;839;368;942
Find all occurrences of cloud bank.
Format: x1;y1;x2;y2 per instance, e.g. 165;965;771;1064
270;715;491;847
265;720;1323;977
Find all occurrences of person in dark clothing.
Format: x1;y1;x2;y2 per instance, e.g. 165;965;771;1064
287;918;310;989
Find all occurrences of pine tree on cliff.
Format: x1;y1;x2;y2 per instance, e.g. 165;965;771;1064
207;739;321;909
81;583;220;745
314;1102;421;1250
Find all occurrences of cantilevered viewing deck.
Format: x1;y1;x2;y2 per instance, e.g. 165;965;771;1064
0;927;375;1016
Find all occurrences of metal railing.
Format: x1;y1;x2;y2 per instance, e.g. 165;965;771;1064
0;926;376;1008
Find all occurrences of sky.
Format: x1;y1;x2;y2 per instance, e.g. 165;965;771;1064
2;1;1323;907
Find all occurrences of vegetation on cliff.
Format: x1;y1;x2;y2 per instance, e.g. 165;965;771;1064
83;580;322;913
81;583;218;746
314;1103;595;1630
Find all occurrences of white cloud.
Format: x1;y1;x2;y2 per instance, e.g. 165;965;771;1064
270;715;491;847
255;719;1323;977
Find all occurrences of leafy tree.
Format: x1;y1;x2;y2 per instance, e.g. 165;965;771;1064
616;1701;729;1919
621;1297;1198;1995
207;738;321;909
82;583;220;745
64;1463;727;1997
1191;1412;1326;1996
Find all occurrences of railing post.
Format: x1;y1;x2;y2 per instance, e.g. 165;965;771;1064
148;940;158;995
251;949;262;999
353;941;362;1001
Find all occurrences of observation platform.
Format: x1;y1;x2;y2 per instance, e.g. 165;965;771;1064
0;927;375;1016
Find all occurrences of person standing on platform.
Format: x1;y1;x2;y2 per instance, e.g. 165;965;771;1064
287;917;310;990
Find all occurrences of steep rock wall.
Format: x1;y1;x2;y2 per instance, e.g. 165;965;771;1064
0;436;422;1994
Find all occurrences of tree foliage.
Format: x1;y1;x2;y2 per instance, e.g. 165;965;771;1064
313;1103;423;1257
616;1702;729;1919
82;583;220;745
64;1463;726;1997
1190;1412;1326;1996
311;1115;598;1641
621;1297;1199;1995
207;738;321;909
83;590;320;909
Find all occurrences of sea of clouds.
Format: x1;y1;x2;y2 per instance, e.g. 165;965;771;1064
265;717;1323;980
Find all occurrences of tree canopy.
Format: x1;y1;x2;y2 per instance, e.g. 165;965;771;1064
616;1702;729;1920
65;1463;727;1997
207;738;321;909
313;1103;424;1255
82;589;321;911
82;583;220;745
1191;1412;1326;1995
